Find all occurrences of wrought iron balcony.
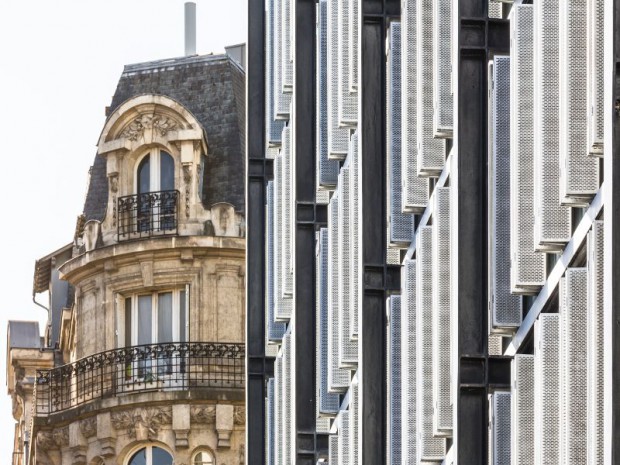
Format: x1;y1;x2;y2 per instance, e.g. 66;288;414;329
117;190;179;241
34;342;244;415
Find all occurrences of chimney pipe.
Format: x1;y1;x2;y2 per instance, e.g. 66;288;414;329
185;2;196;56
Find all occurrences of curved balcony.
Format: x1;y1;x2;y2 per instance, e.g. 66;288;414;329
34;342;244;416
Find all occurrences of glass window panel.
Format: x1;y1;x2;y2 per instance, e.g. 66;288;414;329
152;446;173;465
157;292;173;343
194;451;214;464
137;295;152;345
160;151;175;191
128;448;147;465
180;290;186;342
138;155;151;194
125;298;132;347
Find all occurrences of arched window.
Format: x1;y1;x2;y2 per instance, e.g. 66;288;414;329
127;445;173;465
137;150;175;194
193;449;215;465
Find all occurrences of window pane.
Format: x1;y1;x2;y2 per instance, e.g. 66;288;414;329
194;451;214;464
128;448;147;465
138;155;150;194
152;446;173;465
180;290;186;342
125;298;132;347
137;295;152;345
160;151;174;191
157;292;173;343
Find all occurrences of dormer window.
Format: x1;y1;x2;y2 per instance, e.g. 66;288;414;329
137;150;175;194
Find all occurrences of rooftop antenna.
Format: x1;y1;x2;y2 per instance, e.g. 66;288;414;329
185;2;196;56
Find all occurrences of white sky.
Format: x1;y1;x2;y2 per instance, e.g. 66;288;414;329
0;0;247;460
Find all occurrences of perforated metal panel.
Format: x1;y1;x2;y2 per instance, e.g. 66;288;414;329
281;0;293;93
400;258;417;464
490;392;511;465
533;0;572;251
327;0;350;158
401;0;429;212
318;228;341;415
488;1;502;19
534;313;559;465
339;411;351;465
559;0;600;205
587;221;604;464
387;22;414;247
587;0;604;156
432;187;452;436
387;296;402;465
511;354;534;465
510;5;545;294
488;334;503;356
337;0;358;127
266;182;287;341
265;0;285;146
274;0;291;119
559;268;588;464
275;356;283;465
432;0;452;137
338;165;358;367
274;155;292;321
416;227;446;461
329;434;339;465
317;0;339;189
281;126;294;297
348;0;359;92
349;132;361;341
267;378;275;465
349;381;360;465
328;193;349;392
417;0;446;176
282;334;293;465
489;56;523;333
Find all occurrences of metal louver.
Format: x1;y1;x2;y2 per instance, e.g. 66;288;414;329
318;228;340;415
275;356;283;465
327;0;350;158
338;164;358;367
432;187;452;436
274;0;291;119
587;221;604;464
274;155;292;321
533;0;571;252
488;56;522;333
281;0;293;93
337;0;358;127
267;378;275;465
349;132;361;341
349;381;360;465
534;313;559;465
432;0;452;137
338;411;351;465
265;0;285;146
317;0;339;189
329;434;339;465
282;334;293;465
587;0;604;156
401;0;429;212
348;0;359;92
328;193;349;392
281;127;293;297
400;258;417;463
417;0;446;176
559;0;600;205
489;392;511;465
266;181;286;341
387;21;414;247
388;296;402;465
416;227;446;461
510;5;545;294
558;269;588;464
511;354;534;465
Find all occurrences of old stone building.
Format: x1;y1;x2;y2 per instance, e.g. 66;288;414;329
7;47;246;465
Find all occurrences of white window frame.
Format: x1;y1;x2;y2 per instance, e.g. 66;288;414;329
192;449;216;465
125;444;174;465
135;149;176;194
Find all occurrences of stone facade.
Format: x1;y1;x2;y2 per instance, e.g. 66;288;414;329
7;51;246;465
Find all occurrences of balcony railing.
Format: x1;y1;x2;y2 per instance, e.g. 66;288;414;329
34;342;244;415
117;190;179;241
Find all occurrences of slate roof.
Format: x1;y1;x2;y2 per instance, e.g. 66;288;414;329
83;53;245;221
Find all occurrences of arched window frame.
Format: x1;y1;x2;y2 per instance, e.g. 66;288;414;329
124;443;174;465
134;147;177;195
192;448;216;465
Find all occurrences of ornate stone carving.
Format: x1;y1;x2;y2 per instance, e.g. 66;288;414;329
110;407;172;439
109;174;118;193
233;406;245;425
53;427;69;447
36;431;57;450
79;417;97;438
190;405;216;424
120;114;179;141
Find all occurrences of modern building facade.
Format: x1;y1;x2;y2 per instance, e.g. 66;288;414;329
7;47;247;465
246;0;619;463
